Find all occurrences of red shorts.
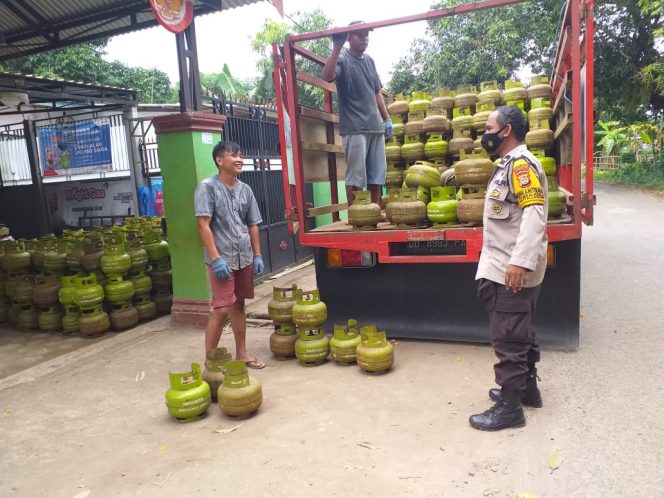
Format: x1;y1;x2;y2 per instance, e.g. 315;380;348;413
207;264;255;308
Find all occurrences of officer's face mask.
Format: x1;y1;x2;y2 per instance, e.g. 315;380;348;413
481;124;508;154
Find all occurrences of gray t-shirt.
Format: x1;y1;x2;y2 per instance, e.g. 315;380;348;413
335;48;384;135
194;175;262;270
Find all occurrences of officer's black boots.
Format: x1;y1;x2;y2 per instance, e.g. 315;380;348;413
469;389;526;431
489;368;543;408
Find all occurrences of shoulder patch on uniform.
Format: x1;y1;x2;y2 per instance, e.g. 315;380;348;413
511;159;544;208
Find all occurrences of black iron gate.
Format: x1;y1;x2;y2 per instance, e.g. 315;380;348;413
207;97;313;275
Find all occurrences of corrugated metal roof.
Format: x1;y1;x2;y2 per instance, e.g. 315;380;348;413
0;0;268;61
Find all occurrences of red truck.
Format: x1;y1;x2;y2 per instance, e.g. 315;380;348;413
273;0;595;348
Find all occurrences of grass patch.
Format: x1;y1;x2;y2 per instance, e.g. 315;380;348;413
595;160;664;192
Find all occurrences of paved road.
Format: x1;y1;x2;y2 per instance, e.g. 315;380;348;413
0;183;662;497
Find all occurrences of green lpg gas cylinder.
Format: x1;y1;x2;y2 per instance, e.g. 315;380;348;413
43;240;68;273
2;241;31;272
78;306;110;337
427;186;459;225
330;319;361;365
38;305;63;333
17;304;39;331
203;347;232;401
348;191;382;228
357;325;395;374
269;322;298;360
61;305;80;335
100;234;131;276
548;180;567;219
385;162;404;188
149;268;172;292
292;289;327;329
130;269;152;297
74;274;104;309
58;275;77;306
109;302;139;331
218;360;263;418
13;276;35;304
80;236;104;273
32;273;60;306
152;291;173;315
295;326;330;366
404;161;441;189
268;284;298;324
144;231;170;262
165;363;211;422
104;274;135;304
134;295;157;321
127;243;149;272
65;240;84;273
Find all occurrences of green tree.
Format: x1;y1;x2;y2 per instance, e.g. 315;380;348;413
251;9;333;108
200;64;251;100
389;0;565;95
388;0;663;122
595;0;663;121
4;41;175;103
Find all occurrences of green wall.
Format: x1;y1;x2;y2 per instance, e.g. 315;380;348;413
313;181;347;227
157;131;218;301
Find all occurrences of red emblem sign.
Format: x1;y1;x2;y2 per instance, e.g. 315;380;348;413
149;0;194;34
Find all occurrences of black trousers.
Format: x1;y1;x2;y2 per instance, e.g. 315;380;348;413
477;279;541;390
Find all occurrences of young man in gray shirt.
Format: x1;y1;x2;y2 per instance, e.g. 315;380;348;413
194;141;265;369
322;21;393;205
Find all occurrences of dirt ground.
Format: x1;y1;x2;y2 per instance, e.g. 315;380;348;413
1;183;663;498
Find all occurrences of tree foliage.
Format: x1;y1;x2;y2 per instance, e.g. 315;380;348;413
595;0;663;121
251;9;333;107
4;41;175;103
200;64;251;100
388;0;663;122
389;0;565;95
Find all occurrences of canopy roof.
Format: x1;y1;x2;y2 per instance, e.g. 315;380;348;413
0;0;265;61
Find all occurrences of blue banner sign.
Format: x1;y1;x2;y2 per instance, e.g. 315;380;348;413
38;119;113;177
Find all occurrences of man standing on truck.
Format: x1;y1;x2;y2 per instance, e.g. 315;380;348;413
194;141;266;370
321;21;393;206
469;106;548;431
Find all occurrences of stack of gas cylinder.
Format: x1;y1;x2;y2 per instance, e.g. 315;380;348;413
267;284;299;360
0;216;171;335
381;76;567;227
266;286;395;373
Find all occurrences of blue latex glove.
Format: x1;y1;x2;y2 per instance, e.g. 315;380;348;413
332;32;348;47
212;257;231;281
253;255;264;275
384;119;394;140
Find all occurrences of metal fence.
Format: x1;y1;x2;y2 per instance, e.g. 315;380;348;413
0;123;32;186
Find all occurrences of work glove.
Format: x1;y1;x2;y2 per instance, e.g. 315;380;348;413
384;119;394;140
212;257;231;281
332;32;348;47
253;255;264;275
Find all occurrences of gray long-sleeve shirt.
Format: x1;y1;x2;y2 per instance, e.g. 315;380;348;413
194;175;262;270
476;144;548;287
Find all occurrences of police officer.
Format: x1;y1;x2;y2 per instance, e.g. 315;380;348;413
469;105;548;431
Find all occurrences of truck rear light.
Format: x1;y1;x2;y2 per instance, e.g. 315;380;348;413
327;249;375;268
547;244;556;267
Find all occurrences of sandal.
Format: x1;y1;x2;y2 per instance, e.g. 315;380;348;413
243;358;266;369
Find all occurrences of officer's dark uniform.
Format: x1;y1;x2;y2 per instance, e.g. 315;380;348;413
475;144;548;391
